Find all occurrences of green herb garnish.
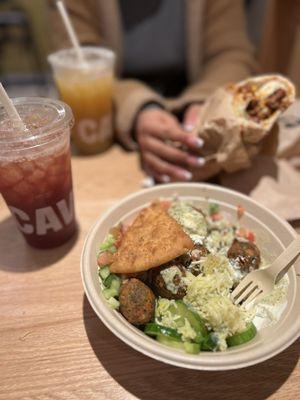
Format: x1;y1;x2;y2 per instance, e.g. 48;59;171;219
209;203;220;216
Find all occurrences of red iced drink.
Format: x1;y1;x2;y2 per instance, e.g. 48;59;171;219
0;98;76;248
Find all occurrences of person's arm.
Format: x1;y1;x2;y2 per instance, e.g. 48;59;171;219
178;0;258;111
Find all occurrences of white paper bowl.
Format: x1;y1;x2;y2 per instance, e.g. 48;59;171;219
81;183;300;370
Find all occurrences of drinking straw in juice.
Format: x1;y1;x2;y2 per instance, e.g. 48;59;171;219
0;97;76;249
48;47;115;155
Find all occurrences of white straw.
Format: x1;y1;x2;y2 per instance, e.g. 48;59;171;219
56;1;88;67
0;83;27;131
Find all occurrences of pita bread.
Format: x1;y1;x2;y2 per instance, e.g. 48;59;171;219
109;202;194;274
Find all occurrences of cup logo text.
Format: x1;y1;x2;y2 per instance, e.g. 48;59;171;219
9;191;74;236
77;116;112;144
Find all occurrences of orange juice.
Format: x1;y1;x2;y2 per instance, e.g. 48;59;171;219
48;47;115;155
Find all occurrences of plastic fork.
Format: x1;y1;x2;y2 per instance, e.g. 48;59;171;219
231;236;300;307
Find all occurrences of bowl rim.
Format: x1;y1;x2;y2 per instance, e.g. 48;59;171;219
81;183;300;370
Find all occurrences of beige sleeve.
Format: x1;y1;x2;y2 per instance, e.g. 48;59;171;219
113;79;165;150
176;0;258;109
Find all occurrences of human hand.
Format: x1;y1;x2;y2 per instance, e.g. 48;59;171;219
136;108;205;182
182;103;204;132
182;103;221;181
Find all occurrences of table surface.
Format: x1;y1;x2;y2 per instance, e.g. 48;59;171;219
0;146;299;400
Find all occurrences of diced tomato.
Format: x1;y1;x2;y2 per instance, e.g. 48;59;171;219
211;213;223;221
97;251;114;266
246;231;255;242
237;204;245;219
236;228;255;242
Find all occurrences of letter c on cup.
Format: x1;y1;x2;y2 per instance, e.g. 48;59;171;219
9;206;34;234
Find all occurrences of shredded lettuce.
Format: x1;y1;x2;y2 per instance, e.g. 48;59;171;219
99;233;117;253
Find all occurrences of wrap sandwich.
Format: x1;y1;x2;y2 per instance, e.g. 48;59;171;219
190;74;295;181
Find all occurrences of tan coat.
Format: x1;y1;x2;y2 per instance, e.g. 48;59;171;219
49;0;256;149
260;0;300;96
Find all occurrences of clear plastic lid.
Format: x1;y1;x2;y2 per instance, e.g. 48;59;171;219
48;46;115;72
0;97;74;154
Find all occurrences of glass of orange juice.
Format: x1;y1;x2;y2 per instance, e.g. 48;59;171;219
48;47;115;155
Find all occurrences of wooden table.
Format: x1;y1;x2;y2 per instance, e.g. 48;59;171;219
0;146;299;400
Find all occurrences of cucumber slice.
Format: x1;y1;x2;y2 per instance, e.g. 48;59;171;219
104;274;114;287
102;275;121;299
102;287;119;300
104;273;121;290
226;323;257;347
144;323;182;341
98;265;110;280
202;333;218;351
170;300;208;343
157;334;184;350
156;334;201;355
189;309;208;341
110;275;121;292
183;342;200;354
108;297;120;310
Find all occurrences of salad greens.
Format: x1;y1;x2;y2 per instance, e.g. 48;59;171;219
99;233;117;254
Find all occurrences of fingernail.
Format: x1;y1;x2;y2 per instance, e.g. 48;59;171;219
161;174;171;183
195;137;204;148
187;156;206;167
142;176;155;188
196;157;206;166
188;136;204;148
181;170;193;181
183;124;195;132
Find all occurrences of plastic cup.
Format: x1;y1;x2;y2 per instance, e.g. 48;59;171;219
48;47;115;155
0;97;76;249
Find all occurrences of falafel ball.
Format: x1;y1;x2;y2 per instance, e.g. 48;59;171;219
189;244;209;276
227;238;261;272
191;244;209;260
151;264;187;300
178;244;208;266
178;245;208;276
119;278;155;325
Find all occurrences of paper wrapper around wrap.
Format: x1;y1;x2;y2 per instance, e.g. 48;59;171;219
221;100;300;221
189;87;279;182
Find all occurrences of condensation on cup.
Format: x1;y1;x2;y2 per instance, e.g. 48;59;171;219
0;97;77;249
48;47;115;155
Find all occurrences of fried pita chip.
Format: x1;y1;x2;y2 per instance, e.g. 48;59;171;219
109;202;194;274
